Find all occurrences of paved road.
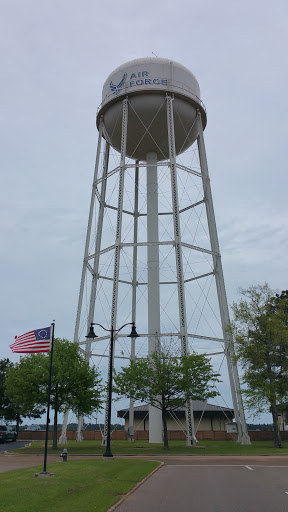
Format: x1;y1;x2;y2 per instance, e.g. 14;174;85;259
0;441;27;453
0;452;61;473
114;457;288;512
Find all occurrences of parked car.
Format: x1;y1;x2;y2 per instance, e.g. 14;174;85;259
24;424;41;431
0;425;17;443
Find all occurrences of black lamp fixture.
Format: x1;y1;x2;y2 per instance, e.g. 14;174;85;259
128;322;140;340
85;323;98;341
86;320;139;458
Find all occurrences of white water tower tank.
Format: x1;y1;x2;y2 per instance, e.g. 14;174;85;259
97;57;207;161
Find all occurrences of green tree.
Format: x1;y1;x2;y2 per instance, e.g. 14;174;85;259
232;284;288;448
0;359;13;419
2;356;46;431
5;339;103;449
0;358;24;431
114;348;220;449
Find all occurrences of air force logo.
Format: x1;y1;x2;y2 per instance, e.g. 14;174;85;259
109;70;168;96
110;73;127;95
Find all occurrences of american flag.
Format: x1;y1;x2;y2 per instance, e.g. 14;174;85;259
10;327;52;353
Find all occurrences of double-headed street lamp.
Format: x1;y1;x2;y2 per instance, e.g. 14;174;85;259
86;321;139;458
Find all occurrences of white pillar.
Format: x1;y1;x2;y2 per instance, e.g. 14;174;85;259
146;151;162;443
102;98;128;446
166;94;196;445
58;411;68;444
61;120;105;444
197;112;250;444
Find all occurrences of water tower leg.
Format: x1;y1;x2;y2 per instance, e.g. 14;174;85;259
74;118;104;347
87;142;110;329
146;151;163;444
197;112;250;444
80;140;110;444
166;95;196;446
59;120;105;444
102;98;129;446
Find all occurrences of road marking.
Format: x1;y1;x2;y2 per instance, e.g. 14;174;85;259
167;465;249;467
285;492;288;495
167;465;288;468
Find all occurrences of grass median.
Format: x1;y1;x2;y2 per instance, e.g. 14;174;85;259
0;459;160;512
14;439;288;456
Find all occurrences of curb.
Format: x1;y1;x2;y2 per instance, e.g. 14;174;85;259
56;454;288;458
106;461;164;512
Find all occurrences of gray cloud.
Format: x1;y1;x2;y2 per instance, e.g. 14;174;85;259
1;0;287;425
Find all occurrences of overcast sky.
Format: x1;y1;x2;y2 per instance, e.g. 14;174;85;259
1;0;287;424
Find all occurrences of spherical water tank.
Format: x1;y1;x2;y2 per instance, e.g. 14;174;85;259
96;57;206;161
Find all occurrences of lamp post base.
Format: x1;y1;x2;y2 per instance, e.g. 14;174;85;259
103;448;114;458
35;471;55;478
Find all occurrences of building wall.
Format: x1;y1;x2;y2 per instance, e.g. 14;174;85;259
18;430;288;442
124;415;229;432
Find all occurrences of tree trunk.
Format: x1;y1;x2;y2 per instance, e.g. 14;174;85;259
162;408;169;450
16;414;21;434
53;409;58;450
271;402;282;448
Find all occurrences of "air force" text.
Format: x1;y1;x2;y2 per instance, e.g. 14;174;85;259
129;71;167;87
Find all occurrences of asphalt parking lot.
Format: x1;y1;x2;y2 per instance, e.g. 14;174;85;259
1;453;288;511
114;457;288;512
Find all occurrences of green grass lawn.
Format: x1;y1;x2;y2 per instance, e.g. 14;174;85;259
14;439;288;456
0;459;160;512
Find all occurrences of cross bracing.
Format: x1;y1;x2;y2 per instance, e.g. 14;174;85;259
60;94;250;447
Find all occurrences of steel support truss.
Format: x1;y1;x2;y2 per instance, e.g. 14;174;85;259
59;95;250;446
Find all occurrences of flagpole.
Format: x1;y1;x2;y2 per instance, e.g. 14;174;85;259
41;321;55;475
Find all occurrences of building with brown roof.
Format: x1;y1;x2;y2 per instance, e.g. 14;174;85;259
118;401;234;433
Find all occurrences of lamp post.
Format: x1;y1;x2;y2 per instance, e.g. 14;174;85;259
86;321;139;458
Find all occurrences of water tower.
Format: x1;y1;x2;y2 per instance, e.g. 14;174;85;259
69;58;250;445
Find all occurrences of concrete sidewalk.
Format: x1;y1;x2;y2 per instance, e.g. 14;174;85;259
1;452;288;472
0;452;108;472
0;453;60;473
